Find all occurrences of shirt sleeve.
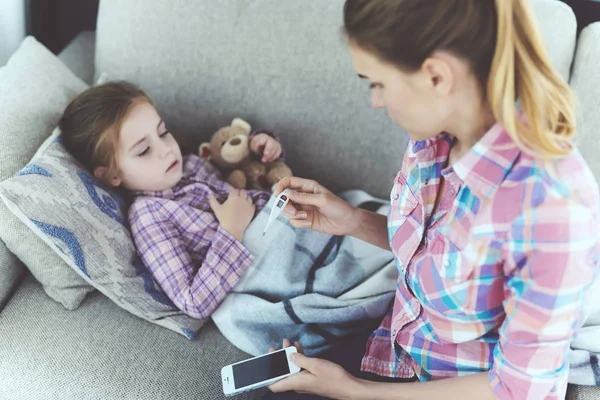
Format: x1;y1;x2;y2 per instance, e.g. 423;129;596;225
489;198;599;399
129;198;254;320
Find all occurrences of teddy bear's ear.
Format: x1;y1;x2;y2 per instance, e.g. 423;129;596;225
199;143;212;159
231;118;252;135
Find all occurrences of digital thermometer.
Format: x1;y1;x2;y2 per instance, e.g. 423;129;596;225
263;189;290;236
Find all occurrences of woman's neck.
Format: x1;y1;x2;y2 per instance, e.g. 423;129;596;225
447;100;496;163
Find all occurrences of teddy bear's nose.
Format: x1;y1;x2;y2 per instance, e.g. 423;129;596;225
229;138;242;146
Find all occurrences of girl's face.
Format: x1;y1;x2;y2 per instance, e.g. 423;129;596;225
349;43;457;142
105;100;183;192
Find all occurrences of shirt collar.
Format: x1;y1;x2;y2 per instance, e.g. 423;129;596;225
451;123;521;199
131;167;193;199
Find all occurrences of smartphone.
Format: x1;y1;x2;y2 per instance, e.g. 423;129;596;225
221;346;301;396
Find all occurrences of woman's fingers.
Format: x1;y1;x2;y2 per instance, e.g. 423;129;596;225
274;177;323;197
294;341;304;355
284;204;310;220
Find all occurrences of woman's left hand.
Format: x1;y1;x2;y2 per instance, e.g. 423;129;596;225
268;339;361;399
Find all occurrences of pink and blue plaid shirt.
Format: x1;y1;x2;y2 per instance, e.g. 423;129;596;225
128;154;270;320
361;123;600;399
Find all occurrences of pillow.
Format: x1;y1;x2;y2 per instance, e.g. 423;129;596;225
0;130;205;339
0;36;94;309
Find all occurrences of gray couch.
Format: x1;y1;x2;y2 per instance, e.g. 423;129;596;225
1;1;599;399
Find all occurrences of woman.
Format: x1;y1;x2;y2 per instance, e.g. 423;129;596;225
266;0;600;399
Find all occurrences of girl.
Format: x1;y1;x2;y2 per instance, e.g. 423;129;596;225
268;0;600;399
59;81;282;320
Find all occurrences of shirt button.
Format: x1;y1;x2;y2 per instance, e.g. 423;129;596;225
394;193;399;200
450;189;455;195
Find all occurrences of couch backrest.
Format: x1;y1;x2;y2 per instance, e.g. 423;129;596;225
95;0;580;198
570;23;600;183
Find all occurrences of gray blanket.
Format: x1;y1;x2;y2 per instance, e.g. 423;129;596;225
211;192;397;357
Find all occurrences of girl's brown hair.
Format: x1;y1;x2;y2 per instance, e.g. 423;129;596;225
59;81;153;179
344;0;575;159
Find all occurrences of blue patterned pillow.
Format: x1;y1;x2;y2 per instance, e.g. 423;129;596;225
0;129;204;339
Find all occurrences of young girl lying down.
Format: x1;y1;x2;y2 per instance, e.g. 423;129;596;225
59;81;396;356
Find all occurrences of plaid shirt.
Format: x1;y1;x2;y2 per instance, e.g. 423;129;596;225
361;123;600;399
129;154;270;320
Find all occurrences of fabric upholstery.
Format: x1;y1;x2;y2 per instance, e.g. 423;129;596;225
0;36;94;310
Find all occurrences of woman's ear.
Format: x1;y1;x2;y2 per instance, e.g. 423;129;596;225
93;166;122;187
422;53;455;96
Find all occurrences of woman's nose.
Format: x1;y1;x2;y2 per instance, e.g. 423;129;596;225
371;90;385;109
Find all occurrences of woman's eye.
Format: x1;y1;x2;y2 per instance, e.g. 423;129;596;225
370;83;383;90
159;130;170;138
138;147;150;157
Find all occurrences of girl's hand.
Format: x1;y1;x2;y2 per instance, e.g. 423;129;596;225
209;189;255;241
267;339;360;399
250;133;283;163
274;177;361;236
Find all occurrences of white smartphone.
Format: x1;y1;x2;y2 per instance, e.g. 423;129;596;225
221;346;301;397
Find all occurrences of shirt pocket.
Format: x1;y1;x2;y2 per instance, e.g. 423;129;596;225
389;173;418;219
431;226;473;283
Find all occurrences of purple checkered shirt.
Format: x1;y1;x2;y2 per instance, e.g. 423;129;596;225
128;154;271;320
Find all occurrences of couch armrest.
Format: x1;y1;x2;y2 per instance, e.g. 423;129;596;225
58;31;96;85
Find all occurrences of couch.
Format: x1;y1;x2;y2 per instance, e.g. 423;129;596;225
1;1;599;399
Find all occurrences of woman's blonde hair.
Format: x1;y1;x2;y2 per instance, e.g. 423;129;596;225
344;0;575;159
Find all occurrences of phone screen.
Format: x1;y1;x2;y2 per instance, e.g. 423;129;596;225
232;350;290;389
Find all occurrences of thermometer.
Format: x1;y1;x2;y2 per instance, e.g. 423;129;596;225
263;190;290;236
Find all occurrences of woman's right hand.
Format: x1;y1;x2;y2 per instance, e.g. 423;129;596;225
209;189;255;241
274;177;360;236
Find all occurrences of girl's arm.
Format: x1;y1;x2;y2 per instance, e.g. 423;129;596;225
129;198;254;320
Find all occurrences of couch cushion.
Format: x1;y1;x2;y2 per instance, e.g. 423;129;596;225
0;129;205;339
530;0;577;82
95;0;405;199
570;22;600;182
95;0;577;199
57;31;96;85
0;274;265;400
569;22;600;375
0;36;94;310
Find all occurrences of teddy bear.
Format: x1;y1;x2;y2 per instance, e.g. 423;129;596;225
199;118;292;191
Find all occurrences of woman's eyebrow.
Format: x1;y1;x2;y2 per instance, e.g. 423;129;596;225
358;74;368;79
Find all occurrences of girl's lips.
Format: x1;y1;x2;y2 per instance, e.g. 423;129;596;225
167;160;179;172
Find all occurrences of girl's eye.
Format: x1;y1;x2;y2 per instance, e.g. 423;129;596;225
370;83;383;90
159;130;170;138
138;147;150;157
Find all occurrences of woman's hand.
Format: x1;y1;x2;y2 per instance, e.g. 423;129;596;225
209;189;255;241
268;339;361;400
274;177;360;236
250;133;283;163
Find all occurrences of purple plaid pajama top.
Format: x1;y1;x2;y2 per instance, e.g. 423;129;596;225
128;154;271;320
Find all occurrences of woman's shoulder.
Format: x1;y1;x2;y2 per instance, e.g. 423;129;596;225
504;146;599;212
